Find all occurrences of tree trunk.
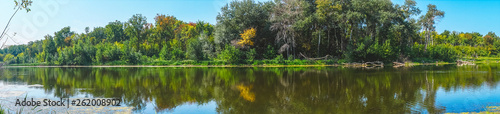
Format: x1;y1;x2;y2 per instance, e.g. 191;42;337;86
424;28;429;52
293;34;296;59
328;28;330;51
334;27;339;53
318;30;321;57
350;23;353;41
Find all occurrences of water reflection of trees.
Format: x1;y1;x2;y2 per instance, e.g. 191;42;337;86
0;64;499;113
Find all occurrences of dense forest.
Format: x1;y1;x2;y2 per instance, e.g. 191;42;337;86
1;0;500;65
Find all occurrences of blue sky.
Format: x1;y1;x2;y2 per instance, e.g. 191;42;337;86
392;0;500;35
1;0;499;46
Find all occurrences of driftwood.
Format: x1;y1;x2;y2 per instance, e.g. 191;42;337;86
364;61;384;67
342;62;364;66
456;60;474;66
299;52;333;60
393;62;404;65
343;61;384;67
393;62;405;68
456;60;471;64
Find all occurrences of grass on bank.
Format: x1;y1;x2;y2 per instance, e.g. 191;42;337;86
6;57;500;67
463;57;500;63
5;62;49;66
6;59;341;66
405;56;500;65
404;61;452;66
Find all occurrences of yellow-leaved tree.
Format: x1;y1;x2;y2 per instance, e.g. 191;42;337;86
238;28;256;47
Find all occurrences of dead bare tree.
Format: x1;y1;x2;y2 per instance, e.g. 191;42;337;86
270;0;304;59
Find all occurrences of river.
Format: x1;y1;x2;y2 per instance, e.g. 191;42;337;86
0;64;499;113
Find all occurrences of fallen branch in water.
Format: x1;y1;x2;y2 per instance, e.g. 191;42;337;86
456;60;474;66
299;52;333;60
342;61;384;67
393;62;405;66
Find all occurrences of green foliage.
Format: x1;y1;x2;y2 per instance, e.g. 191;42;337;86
218;45;243;64
73;39;96;65
54;27;74;47
125;14;149;49
200;34;216;59
346;38;396;62
105;21;126;42
264;45;276;59
167;39;185;60
159;45;170;60
410;43;426;58
214;0;275;59
186;38;203;60
0;53;4;62
88;27;107;44
273;54;284;64
3;54;14;63
410;43;459;62
14;53;25;64
103;42;122;62
428;44;458;62
367;40;395;62
246;49;256;62
42;35;56;56
170;47;184;60
124;48;143;64
54;46;76;65
95;48;103;64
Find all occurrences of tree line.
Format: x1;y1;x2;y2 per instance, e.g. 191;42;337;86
1;0;500;65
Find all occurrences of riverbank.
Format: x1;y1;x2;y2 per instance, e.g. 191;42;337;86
5;57;500;68
5;59;339;67
4;64;341;68
402;61;454;66
2;62;457;68
397;57;500;66
464;57;500;63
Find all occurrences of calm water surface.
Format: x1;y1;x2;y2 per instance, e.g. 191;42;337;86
1;64;500;113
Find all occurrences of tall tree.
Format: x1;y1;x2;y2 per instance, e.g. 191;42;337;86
270;0;305;58
105;21;126;42
42;35;56;55
154;14;178;43
88;27;106;44
125;14;149;49
214;0;275;58
54;27;74;48
238;28;257;48
395;0;421;53
419;4;444;51
315;0;342;56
